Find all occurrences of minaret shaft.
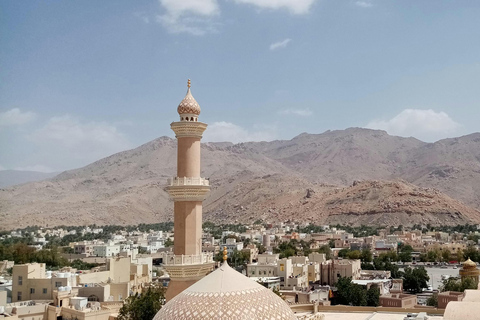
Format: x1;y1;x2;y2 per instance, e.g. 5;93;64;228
177;137;201;178
173;201;202;255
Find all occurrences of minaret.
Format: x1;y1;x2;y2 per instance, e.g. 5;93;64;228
164;79;214;301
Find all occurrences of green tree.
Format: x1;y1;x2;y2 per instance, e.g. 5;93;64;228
346;250;362;260
427;250;440;262
335;277;367;306
117;285;165;320
441;277;478;292
463;246;480;263
426;294;438;307
62;247;75;254
403;267;429;294
280;248;296;259
441;249;452;263
398;245;413;263
328;239;336;248
318;245;332;260
399;251;412;263
360;249;373;263
164;238;174;247
366;287;380;307
256;243;266;254
338;249;350;259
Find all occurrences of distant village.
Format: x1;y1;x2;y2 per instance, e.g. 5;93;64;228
1;222;480;319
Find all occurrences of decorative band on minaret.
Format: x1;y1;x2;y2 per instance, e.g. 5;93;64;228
164;79;214;301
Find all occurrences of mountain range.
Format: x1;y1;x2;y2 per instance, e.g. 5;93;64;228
1;128;480;230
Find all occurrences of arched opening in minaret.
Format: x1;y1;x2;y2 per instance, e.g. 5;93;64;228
190;117;194;121
181;117;184;121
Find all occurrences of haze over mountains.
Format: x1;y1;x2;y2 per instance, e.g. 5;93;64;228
1;128;480;230
0;170;58;188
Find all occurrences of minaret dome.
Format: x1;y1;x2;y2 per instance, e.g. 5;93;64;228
177;79;201;122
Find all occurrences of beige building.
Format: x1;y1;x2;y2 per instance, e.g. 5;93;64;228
12;263;76;302
247;254;280;277
438;291;464;309
318;259;361;286
11;256;151;304
379;293;417;308
74;241;95;256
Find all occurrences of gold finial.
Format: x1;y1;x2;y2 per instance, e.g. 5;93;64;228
223;246;228;262
187;79;191;88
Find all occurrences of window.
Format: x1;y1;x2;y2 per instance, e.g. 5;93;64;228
88;295;99;302
17;291;22;301
55;282;62;288
43;288;47;294
18;276;23;285
30;288;35;294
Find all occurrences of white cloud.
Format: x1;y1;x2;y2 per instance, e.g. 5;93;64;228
355;1;373;8
270;38;292;51
203;121;277;143
366;109;461;142
234;0;317;14
0;108;36;126
14;165;55;173
279;108;312;116
29;115;131;169
157;0;219;35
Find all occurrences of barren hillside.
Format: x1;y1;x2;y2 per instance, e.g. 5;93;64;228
1;129;480;230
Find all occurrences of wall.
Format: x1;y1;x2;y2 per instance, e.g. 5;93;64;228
107;258;130;283
78;271;110;285
79;285;110;302
438;291;464;309
109;283;129;302
0;291;6;307
290;304;444;316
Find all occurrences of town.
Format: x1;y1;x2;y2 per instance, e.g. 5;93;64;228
1;221;479;319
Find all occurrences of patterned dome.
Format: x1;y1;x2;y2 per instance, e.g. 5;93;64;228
463;258;477;269
153;262;296;320
177;79;201;116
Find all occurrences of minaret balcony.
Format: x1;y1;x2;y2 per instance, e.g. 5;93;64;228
166;177;210;201
167;177;210;187
163;253;214;266
170;121;207;138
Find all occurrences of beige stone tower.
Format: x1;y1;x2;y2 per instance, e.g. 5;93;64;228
164;79;214;301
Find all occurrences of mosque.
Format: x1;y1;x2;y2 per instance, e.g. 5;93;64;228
153;80;299;320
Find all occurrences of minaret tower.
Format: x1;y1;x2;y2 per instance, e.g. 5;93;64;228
164;79;214;301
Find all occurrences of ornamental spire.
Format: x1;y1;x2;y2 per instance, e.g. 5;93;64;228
223;246;228;262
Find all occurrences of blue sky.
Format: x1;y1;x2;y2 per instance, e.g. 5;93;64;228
1;0;480;172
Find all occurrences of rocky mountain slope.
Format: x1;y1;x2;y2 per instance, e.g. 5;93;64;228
1;128;480;230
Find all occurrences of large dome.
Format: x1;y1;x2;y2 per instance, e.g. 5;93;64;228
154;262;297;320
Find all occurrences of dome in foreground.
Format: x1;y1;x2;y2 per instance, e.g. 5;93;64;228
154;262;296;320
463;258;477;269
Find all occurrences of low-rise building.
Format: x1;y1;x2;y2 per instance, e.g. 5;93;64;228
379;293;417;308
438;291;464;309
